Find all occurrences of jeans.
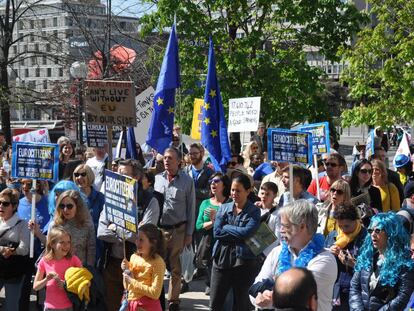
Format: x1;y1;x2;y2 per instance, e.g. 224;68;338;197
210;260;258;311
0;276;24;311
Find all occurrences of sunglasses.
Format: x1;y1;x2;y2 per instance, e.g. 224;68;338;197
359;169;373;174
325;162;338;168
367;227;384;235
74;172;87;177
0;201;11;207
330;188;344;195
58;203;74;210
227;161;237;166
209;178;222;184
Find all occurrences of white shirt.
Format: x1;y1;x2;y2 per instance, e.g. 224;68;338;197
250;243;337;311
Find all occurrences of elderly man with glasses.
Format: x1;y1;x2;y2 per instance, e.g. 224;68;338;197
249;200;337;311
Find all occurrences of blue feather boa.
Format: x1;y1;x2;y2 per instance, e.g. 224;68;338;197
277;233;325;275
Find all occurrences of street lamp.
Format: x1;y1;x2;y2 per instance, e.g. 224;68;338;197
70;61;88;144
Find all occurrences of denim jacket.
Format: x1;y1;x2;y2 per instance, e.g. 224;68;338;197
212;200;260;261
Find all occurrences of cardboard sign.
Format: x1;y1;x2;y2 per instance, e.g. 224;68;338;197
84;80;137;127
104;170;138;233
13;129;50;143
191;98;204;140
86;124;107;148
228;97;261;133
267;129;313;165
11;142;59;181
133;86;155;144
298;122;330;155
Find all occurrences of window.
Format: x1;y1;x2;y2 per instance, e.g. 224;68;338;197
45;44;51;52
30;20;34;29
25;68;29;77
12;46;17;54
30;33;34;42
31;56;36;66
47;68;52;77
54;58;58;65
20;58;24;66
23;45;27;52
59;68;63;77
42;56;47;65
34;43;39;51
35;68;40;77
53;18;58;27
43;80;48;89
54;30;58;37
41;19;46;28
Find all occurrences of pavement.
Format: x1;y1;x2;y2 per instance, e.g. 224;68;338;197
0;126;397;310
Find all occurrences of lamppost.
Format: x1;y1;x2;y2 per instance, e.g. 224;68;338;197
70;61;88;144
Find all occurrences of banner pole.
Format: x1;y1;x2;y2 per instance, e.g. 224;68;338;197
314;154;321;201
289;163;294;203
30;179;37;258
107;127;113;169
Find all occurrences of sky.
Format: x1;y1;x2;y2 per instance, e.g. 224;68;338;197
107;0;155;17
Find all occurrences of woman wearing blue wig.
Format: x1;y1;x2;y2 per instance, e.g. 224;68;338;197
349;212;414;310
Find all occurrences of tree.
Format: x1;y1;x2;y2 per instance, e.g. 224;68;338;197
138;0;364;132
341;0;414;127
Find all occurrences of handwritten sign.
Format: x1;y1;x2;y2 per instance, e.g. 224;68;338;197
297;122;330;155
11;142;59;182
228;97;261;133
104;170;138;233
13;129;50;143
84;80;137;127
133;86;155;144
267;129;313;165
191;98;203;140
86;124;108;148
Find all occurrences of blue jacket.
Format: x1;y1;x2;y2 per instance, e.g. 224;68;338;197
212;200;260;261
349;265;414;311
87;187;105;230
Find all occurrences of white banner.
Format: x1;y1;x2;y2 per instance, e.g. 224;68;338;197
133;86;155;144
228;97;261;133
13;129;50;143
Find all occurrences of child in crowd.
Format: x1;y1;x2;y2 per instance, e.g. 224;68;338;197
121;223;166;311
255;182;280;255
33;226;82;311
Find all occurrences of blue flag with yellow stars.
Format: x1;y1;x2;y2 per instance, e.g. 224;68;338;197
201;38;231;171
146;23;180;153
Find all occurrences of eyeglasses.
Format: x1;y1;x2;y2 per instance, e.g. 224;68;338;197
367;227;384;235
0;201;11;207
330;188;344;195
58;203;74;210
359;169;372;174
74;172;87;177
209;178;222;184
325;162;338;168
227;162;237;167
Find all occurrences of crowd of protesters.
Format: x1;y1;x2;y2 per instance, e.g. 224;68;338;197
1;124;414;311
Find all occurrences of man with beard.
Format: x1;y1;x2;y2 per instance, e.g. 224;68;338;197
249;200;337;311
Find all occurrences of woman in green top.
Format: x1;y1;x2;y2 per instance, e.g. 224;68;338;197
196;172;230;295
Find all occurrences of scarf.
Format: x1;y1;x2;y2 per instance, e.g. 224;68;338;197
277;233;325;275
335;221;362;249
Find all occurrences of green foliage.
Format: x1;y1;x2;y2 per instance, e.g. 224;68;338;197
139;0;364;133
341;0;414;127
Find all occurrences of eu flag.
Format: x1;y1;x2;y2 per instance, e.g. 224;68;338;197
146;23;180;153
125;127;138;160
201;38;231;171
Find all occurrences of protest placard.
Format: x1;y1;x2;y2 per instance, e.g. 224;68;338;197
104;170;138;233
11;142;59;181
191;98;204;140
267;129;313;165
133;86;155;144
84;80;137;127
86;124;108;148
298;122;330;155
228;97;261;133
13;128;50;143
365;130;375;159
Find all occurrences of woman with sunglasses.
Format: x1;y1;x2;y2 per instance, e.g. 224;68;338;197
325;204;367;310
349;212;414;310
195;173;231;295
317;179;352;237
0;188;30;311
349;159;382;211
371;159;400;212
32;190;96;266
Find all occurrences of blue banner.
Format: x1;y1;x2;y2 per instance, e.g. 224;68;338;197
297;122;330;155
86;124;108;148
11;142;59;182
104;169;139;233
267;129;313;165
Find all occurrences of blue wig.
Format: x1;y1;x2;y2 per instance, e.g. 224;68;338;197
48;180;88;217
355;212;414;287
